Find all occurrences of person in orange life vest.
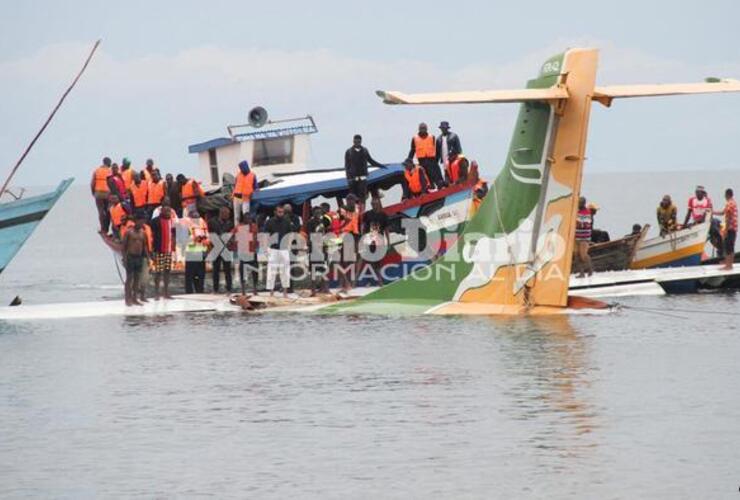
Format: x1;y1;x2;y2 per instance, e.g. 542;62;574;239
91;156;112;233
129;172;149;211
402;159;429;199
178;174;205;214
146;170;167;216
108;194;128;239
319;202;341;235
338;195;361;292
683;185;713;226
471;177;489;215
142;158;155;183
233;160;258;226
120;157;134;192
446;152;469;185
107;163;127;201
408;122;445;190
574;196;594;278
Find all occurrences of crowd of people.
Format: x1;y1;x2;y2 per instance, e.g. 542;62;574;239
574;185;738;277
90;120;493;306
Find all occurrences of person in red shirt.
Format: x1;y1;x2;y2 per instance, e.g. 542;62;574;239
574;196;594;278
714;188;737;270
107;163;126;201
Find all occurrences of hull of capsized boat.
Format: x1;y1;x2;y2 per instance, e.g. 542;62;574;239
0;179;73;275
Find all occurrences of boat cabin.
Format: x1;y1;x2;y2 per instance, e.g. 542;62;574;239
188;114;318;188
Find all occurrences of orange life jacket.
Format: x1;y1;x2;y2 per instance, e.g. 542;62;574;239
130;182;149;208
233;171;255;199
413;134;436;159
447;155;466;184
93;166;111;193
404;167;425;195
181;180;204;207
121;169;134;190
109;203;127;228
142;168;153;183
147;180;166;205
341;210;360;235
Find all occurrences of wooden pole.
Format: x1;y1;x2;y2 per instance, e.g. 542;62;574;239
0;39;101;198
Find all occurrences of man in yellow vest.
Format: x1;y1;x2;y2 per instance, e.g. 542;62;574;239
233;160;258;226
408;123;445;190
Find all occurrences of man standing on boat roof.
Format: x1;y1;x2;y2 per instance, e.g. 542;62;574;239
233;160;258;226
408;123;445;190
436;121;462;177
344;134;386;202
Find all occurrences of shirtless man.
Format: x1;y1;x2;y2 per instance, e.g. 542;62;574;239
122;218;149;306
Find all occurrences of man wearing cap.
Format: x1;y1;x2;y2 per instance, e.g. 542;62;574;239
436;121;462;179
684;185;713;226
408;123;444;190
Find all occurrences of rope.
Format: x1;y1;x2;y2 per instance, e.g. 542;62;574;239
0;40;101;197
112;249;124;285
620;304;740;318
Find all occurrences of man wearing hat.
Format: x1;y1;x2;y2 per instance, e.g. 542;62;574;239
684;185;713;227
436;121;462;178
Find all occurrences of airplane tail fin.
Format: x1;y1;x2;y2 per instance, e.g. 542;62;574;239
331;48;740;316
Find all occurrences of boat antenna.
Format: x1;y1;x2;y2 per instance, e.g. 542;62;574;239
0;39;101;198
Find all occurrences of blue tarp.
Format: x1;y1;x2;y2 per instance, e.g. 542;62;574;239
251;164;405;210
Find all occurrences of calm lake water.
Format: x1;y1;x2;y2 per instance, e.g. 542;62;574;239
1;171;739;498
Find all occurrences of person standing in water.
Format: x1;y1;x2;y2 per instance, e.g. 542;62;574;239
121;217;149;306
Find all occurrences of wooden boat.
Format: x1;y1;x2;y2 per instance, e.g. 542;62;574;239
1;179;73;275
631;220;710;269
586;225;649;272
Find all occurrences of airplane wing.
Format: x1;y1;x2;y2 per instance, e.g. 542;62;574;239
593;79;740;106
375;87;569;105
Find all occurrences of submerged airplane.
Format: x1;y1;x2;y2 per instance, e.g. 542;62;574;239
3;47;739;321
321;47;740;316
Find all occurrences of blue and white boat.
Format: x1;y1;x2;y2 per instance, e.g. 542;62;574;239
0;178;73;275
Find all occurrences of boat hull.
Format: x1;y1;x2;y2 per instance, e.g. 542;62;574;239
631;221;710;269
0;179;73;275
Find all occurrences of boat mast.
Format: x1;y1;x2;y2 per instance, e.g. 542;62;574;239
0;39;101;198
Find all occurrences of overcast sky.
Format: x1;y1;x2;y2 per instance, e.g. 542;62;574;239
1;0;739;186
